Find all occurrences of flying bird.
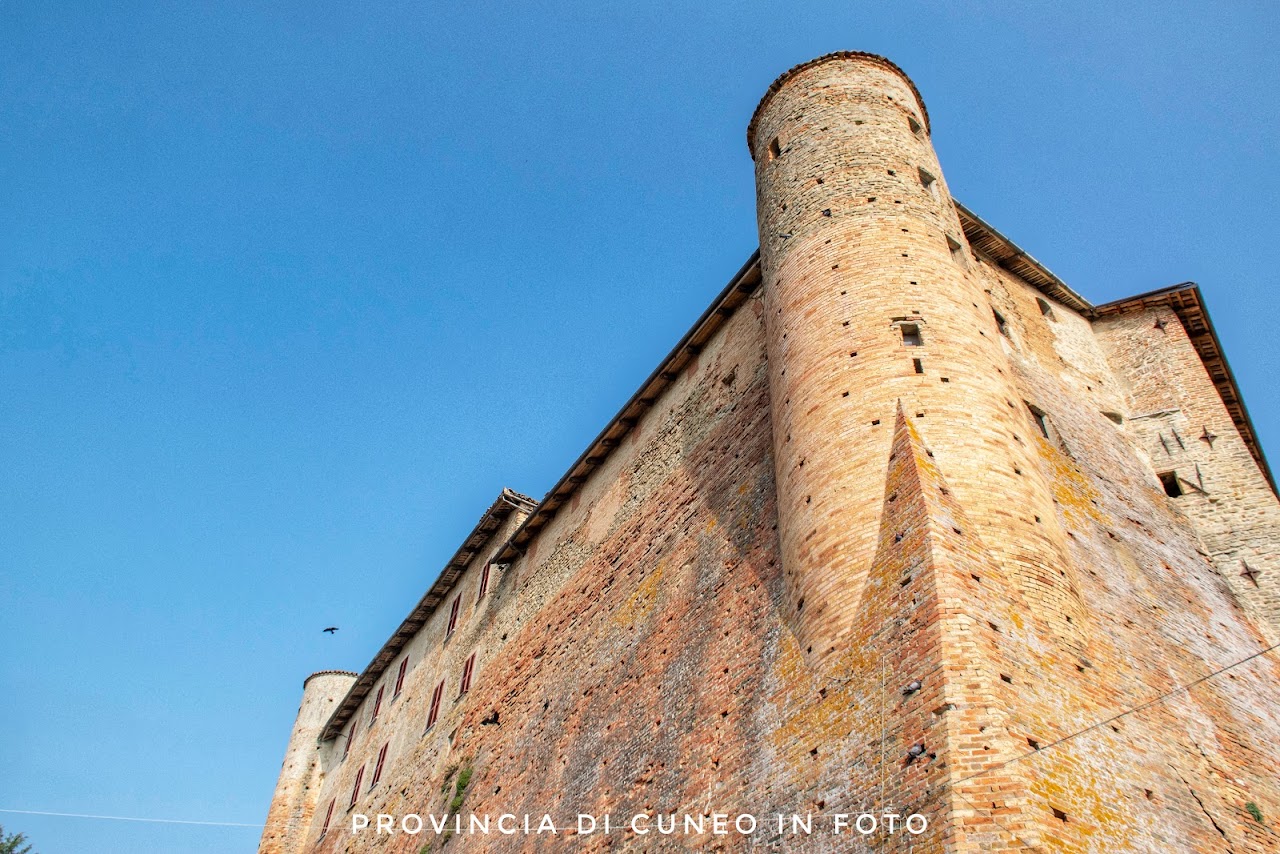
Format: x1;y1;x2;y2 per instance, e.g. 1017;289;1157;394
323;626;339;634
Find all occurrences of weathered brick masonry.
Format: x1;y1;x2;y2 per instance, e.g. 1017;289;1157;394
260;53;1280;852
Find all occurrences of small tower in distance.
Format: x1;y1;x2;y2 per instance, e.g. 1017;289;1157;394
258;670;356;854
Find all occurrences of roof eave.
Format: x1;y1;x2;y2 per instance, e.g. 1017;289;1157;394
955;200;1092;314
1092;283;1275;494
320;487;536;741
494;251;763;564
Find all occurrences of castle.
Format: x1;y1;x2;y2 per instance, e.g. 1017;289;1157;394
258;53;1280;852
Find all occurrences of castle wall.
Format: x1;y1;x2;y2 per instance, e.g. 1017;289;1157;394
966;253;1280;850
262;52;1280;854
302;298;811;852
1094;305;1280;643
297;507;530;850
283;248;1280;854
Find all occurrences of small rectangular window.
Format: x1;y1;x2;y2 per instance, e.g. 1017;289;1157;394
460;653;476;696
393;657;409;697
426;680;445;730
477;562;491;601
908;116;924;137
371;741;389;787
913;358;924;374
900;323;922;347
994;309;1010;337
918;167;938;198
947;234;966;266
349;765;364;808
369;685;384;727
768;136;781;160
1158;471;1183;497
321;798;335;837
1037;297;1056;319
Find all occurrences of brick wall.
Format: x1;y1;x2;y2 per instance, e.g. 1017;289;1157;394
261;52;1280;854
1094;307;1280;643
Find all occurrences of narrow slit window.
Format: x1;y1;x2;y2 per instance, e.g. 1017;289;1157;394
1026;403;1049;438
1037;297;1056;319
768;136;781;160
349;765;365;808
343;723;356;759
371;741;389;787
426;680;445;730
446;595;461;638
994;309;1010;337
1158;471;1183;497
900;323;922;347
393;657;409;698
477;562;492;601
908;115;924;137
913;358;924;374
460;653;476;696
369;685;384;727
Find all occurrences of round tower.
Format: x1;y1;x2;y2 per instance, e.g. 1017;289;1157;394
258;670;357;854
749;53;1081;665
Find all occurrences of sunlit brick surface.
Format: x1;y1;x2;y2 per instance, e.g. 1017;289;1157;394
261;53;1280;854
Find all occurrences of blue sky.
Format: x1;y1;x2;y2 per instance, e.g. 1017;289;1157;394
2;2;1278;851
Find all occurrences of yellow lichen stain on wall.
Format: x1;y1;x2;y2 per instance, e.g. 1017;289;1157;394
769;637;878;780
1029;765;1126;851
1040;437;1108;527
611;560;667;628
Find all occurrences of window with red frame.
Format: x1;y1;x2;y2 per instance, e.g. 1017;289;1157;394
460;653;476;695
426;680;444;730
477;562;491;600
343;723;356;759
349;765;364;808
369;685;384;727
371;741;389;787
446;595;461;637
320;798;335;837
393;657;409;697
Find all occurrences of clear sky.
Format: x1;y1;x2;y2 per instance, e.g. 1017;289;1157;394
2;2;1278;851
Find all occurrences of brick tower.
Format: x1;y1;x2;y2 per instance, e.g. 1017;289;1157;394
747;52;1280;851
259;670;356;854
748;52;1082;666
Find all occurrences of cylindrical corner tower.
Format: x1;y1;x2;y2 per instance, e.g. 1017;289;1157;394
258;670;357;854
750;53;1081;666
